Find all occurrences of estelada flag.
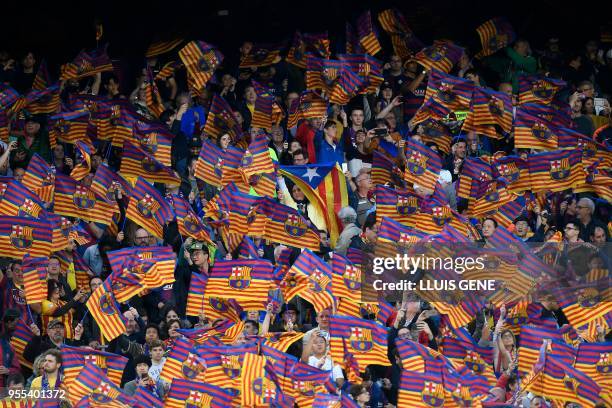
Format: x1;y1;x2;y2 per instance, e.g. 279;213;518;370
469;86;513;132
90;164;131;204
374;185;420;227
0;179;48;219
120;140;181;185
329;315;390;369
337;53;384;94
21;255;48;304
165;378;234;408
70;139;94;181
255;197;322;250
282;249;334;313
67;363;134;407
203;94;244;141
475;17;516;58
86;278;127;341
424;69;474;111
414;41;464;73
145;38;183;58
48;109;89;145
287;90;328;128
239;44;282;68
173;195;213;244
61;344;128;387
518;73;566;105
60;46;113;81
403;138;443;191
527;149;583;192
132;120;173;166
205;259;275;303
194;139;243;188
356;10;381;55
179;41;223;93
125;177;175;239
22;153;56;206
54;173;118;225
159;337;207;383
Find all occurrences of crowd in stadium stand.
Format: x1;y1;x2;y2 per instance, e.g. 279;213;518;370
0;9;610;408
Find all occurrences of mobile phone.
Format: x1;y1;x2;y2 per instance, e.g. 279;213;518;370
8;136;17;144
341;163;348;173
594;98;606;115
373;127;389;137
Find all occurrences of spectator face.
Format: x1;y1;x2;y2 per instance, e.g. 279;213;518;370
355;131;366;145
583;98;595;114
219;134;231;149
47;258;60;277
576;201;592;220
233;111;244;125
514;220;530;237
126;317;138;333
591;227;606;245
285;92;299;110
190;249;208;267
385;112;396;129
271;126;283;143
151;346;164;361
578;83;594;98
389;55;402;71
22;52;35;69
531;397;543;408
312;336;326;354
357;388;370;404
566;198;577;215
134;229;151;246
365;222;380;242
168;321;181;338
48;324;64;343
247;311;259;320
564;223;580;240
43;354;60;374
10;263;23;281
135;362;149;377
145;327;159;343
513;41;529;57
13;168;25;182
350;110;364;127
482;219;496;238
356;174;372;192
244;87;257;104
316;309;331;330
501;330;515;348
454;141;467;159
283;309;297;323
90;277;103;292
7;379;24;391
324;123;337;140
466;134;478;151
25;120;40;136
221;74;234;88
397;328;411;340
291;184;305;201
244;322;258;335
293;153;308;165
53;144;64;160
166;310;179;323
289;141;301;153
106;78;120;95
381;87;393;100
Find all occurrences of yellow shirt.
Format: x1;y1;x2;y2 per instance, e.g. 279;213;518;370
67;264;76;291
41;300;74;339
30;373;60;389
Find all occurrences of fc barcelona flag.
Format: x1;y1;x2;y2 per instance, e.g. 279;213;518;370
521;101;574;129
159;338;208;383
398;368;447;407
424;69;474;111
290;361;334;407
371;150;405;188
356;11;381;55
491;155;531;193
375;185;420;227
86;278;126;341
377;9;423;59
527;149;583;192
24;84;61;115
205;259;275;303
32;60;51;91
411;97;452;126
240;353;285;407
166;378;234;408
21;255;48;304
107;246;176;291
125;177;175;239
48;109;90;145
475;17;516;58
155;60;182;81
54;173;118;225
376;216;427;259
331;253;366;303
143;67;164;118
469;179;516;217
414;41;464;73
313;394;359;408
61;345;128;387
60;46;113;80
575;342;612;404
203;94;243;141
120;141;181;185
70;140;94;181
469;86;513;132
239;44;282;68
67;363;133;407
456;156;494;199
412;200;469;236
90;164;131;205
133;387;163;408
286;31;308;68
0;180;48;219
0;216;52;259
240;128;276;182
403;138;443;191
133;120;175;167
329;315;390;368
418;118;453;155
286;91;328;129
555;280;611;330
179;41;223;93
303;32;331;59
22;154;55;206
194;139;243;188
282;249;334;313
514;108;560;150
337;53;384;94
9;319;34;370
145;38;183;57
255;197;322;250
518;325;569;375
518;74;566;105
173;195;213;244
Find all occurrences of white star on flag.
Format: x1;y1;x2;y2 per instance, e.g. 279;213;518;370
302;167;321;182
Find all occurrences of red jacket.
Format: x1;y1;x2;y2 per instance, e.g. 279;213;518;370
295;122;317;163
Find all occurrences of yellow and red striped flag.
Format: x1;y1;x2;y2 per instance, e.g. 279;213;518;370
329;315;391;369
145;38;183;58
125;177;175;239
179;41;223;93
86;279;127;341
21;255;48;304
54;173;118;225
204;259;275;304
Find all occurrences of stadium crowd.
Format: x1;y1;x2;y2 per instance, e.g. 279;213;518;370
0;9;610;408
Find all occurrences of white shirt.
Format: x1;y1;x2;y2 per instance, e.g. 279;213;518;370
148;357;166;382
308;355;344;381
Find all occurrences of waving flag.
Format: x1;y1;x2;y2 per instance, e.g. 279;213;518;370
313;394;359;408
514;108;562;150
575;342;612;403
412;199;469;236
377;9;422;59
398;367;447;408
290;360;334;407
372;150;405;187
145;38;183;57
179;40;223;93
196;342;258;388
282;249;334;313
279;163;348;247
195;139;243;188
286;31;308;68
330;315;390;369
240;130;276;182
555;280;611;330
303;32;331;59
22;154;55;206
21;255;48;304
24;84;61;115
120;141;180;185
60;46;113;80
166;378;234;408
205;259;275;303
475;17;516;58
521;102;573;129
338;53;384;94
125;177;175;239
286;91;327;129
203;94;243;141
0;180;48;219
518;325;570;374
0;216;52;259
251;80;284;129
173;195;213;244
490;155;531;193
132;119;174;167
306;56;365;104
239;44;282;68
108;246;176;291
469;179;517;217
356;10;381;55
403;138;443;191
414;41;464;73
155;60;182;81
54;173;118;225
61;345;128;387
375;186;420;226
240;353;285;407
70;140;94;181
469;86;513;132
331;254;366;303
424;69;474;111
48;109;90;145
90;164;131;204
456;156;494;199
9;319;34;369
67;363;133;407
518;74;566;105
133;387;163;408
143;67;165;118
159;338;207;383
527;149;583;192
86;278;126;341
377;216;428;259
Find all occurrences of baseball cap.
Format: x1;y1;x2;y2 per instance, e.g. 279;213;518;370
47;319;63;330
188;241;209;254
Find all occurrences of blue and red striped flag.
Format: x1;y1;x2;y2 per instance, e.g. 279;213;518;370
90;164;131;204
166;378;235;408
491;155;531;194
290;361;335;407
24;84;61;115
575;342;612;403
159;337;207;383
10;319;34;370
120;140;180;185
205;259;276;303
282;249;334;313
125;177;175;239
425;69;474;111
0;216;52;259
21;255;48;304
70;140;94;181
54;173;118;225
132;387;163;408
414;41;464;73
475;17;516;58
518;324;573;374
521;102;573;128
404;138;443;191
61;345;128;387
286;91;328;129
527;149;584;192
48;109;90;145
375;185;420;226
331;253;365;303
107;245;176;292
338;53;384;94
286;31;308;68
519;74;566;105
356;10;381;55
303;32;331;59
132;120;173;167
145;38;183;58
203;94;243;141
398;368;446;407
456;157;494;199
371;150;406;187
22;154;55;206
194;139;243;188
240;130;276;184
329;315;390;369
239;43;283;68
178;41;223;94
86;278;126;341
0;180;48;219
469;86;513;132
173;195;213;244
377;9;423;59
60;46;113;80
376;215;427;258
67;363;133;408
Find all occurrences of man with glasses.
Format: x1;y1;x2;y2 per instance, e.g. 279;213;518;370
384;55;408;94
564;221;582;243
133;228;153;247
23;319;84;366
575;197;605;242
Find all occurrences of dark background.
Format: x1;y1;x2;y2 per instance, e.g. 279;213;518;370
1;0;610;83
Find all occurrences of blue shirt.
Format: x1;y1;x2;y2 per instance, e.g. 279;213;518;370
315;130;344;165
180;106;207;137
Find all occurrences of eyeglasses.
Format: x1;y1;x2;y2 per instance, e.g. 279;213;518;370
578;87;593;92
576;205;589;209
135;236;150;240
565;226;577;231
